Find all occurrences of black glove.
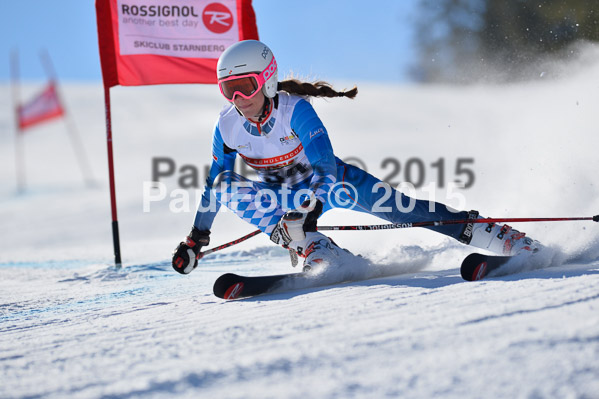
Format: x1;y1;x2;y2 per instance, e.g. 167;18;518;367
270;199;323;247
172;227;210;274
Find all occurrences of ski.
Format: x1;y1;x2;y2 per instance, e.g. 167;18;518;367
214;252;519;299
460;253;512;281
213;272;305;300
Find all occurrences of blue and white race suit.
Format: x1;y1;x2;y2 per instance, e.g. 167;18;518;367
193;92;468;239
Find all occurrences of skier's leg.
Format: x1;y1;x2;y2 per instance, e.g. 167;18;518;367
329;162;539;255
211;171;286;235
328;162;470;239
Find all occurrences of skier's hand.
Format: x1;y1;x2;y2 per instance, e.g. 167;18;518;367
172;227;210;274
271;199;323;247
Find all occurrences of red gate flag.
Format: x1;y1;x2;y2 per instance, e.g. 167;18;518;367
96;0;259;87
17;82;64;131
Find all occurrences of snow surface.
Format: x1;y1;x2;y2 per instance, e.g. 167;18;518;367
1;48;599;398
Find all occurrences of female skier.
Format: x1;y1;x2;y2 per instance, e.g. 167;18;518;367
172;40;538;274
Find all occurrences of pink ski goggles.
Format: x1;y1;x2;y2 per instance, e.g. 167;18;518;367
218;56;277;102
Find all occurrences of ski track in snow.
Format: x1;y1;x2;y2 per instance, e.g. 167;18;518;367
2;48;599;398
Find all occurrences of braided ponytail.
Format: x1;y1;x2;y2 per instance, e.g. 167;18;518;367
277;79;358;99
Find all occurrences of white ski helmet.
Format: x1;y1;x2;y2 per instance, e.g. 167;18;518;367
217;40;278;98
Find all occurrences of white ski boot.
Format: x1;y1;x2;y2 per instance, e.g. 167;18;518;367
469;222;541;256
292;232;356;272
269;202;358;271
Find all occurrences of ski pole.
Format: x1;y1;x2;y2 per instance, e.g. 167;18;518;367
319;215;599;231
198;229;262;260
198;214;598;259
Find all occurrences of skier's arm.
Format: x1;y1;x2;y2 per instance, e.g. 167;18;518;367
290;99;337;206
193;124;237;231
173;124;235;275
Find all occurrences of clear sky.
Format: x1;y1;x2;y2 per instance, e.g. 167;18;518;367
0;0;419;83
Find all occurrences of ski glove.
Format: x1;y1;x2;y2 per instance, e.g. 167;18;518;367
270;199;323;248
172;227;210;274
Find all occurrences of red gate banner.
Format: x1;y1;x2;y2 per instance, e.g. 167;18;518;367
96;0;259;87
17;82;64;131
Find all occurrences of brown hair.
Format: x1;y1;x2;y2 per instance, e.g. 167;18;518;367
277;79;358;99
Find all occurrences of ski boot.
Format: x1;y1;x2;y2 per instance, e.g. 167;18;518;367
292;232;356;272
468;221;541;256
